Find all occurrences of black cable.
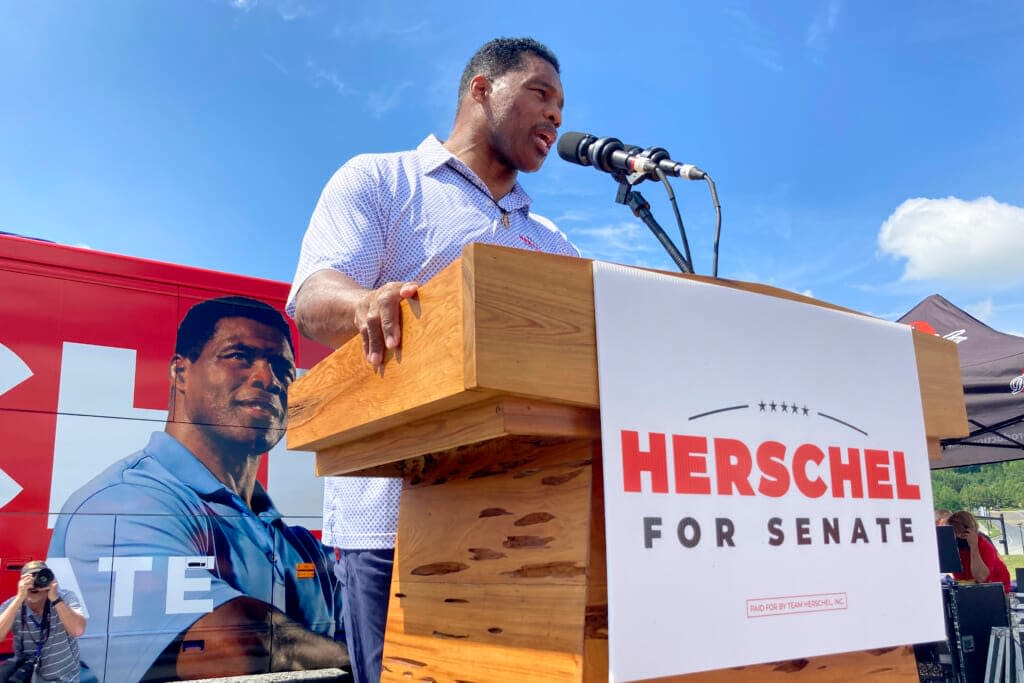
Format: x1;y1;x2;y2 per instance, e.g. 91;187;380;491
705;175;722;278
654;167;693;272
619;187;693;273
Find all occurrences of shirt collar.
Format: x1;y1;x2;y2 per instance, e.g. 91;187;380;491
416;135;533;212
416;134;455;173
146;431;280;518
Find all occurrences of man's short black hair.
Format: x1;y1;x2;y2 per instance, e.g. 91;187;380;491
458;37;559;104
175;296;294;362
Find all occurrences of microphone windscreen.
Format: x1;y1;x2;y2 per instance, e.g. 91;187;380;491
556;131;590;164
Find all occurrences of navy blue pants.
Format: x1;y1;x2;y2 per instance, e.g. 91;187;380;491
337;548;394;683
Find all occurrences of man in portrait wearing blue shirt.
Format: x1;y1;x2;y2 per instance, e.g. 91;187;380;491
288;36;577;683
48;297;348;682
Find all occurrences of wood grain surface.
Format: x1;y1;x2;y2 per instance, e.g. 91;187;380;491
286;260;474;452
381;435;600;682
315;398;600;476
289;244;967;681
292;243;966;466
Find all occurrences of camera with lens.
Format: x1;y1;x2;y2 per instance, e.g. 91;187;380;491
6;654;39;683
30;567;54;590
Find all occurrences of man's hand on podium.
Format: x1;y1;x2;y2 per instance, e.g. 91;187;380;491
354;280;419;367
293;268;419;368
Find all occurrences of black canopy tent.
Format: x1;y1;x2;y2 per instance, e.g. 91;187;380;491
898;294;1024;469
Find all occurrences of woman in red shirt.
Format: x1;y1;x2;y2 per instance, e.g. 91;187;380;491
947;510;1011;593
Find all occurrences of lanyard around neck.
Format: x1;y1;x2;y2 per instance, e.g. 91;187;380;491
445;162;513;228
22;602;51;655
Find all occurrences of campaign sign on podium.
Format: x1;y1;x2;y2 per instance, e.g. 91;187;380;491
592;262;947;681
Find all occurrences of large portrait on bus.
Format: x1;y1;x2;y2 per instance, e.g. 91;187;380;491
0;237;339;682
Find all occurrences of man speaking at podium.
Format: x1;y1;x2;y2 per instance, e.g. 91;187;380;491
287;36;579;683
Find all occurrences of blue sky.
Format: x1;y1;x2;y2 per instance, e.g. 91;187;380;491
2;1;1022;333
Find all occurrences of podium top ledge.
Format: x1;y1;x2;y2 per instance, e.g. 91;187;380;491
286;244;966;460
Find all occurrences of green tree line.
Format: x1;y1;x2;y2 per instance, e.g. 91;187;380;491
932;459;1024;511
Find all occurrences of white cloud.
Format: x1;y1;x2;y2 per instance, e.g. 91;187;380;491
420;59;461;133
274;0;311;21
334;18;428;42
262;52;288;76
305;61;417;119
722;7;785;73
553;210;592;223
571;221;665;266
228;0;311;20
366;82;413;119
307;61;355;97
806;0;841;51
746;46;784;73
878;196;1024;288
967;298;994;322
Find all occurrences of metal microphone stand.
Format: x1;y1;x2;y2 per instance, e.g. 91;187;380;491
612;169;693;274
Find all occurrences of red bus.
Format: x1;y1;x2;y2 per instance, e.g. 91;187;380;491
0;233;340;681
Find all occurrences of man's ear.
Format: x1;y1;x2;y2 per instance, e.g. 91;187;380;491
469;74;491;103
169;355;188;392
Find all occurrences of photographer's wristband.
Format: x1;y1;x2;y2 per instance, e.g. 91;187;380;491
51;596;63;606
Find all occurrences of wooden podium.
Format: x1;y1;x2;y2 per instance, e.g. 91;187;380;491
287;244;968;683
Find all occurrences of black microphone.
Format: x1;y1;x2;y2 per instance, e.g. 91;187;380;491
557;131;707;180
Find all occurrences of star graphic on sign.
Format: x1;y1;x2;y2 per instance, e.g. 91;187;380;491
759;401;766;412
770;401;777;411
792;401;800;415
781;402;788;413
802;405;810;416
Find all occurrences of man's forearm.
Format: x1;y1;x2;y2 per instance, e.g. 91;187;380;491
294;268;419;367
53;601;87;637
171;597;347;679
0;597;22;640
269;610;350;672
293;270;364;348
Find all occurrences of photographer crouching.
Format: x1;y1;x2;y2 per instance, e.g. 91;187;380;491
0;561;87;683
